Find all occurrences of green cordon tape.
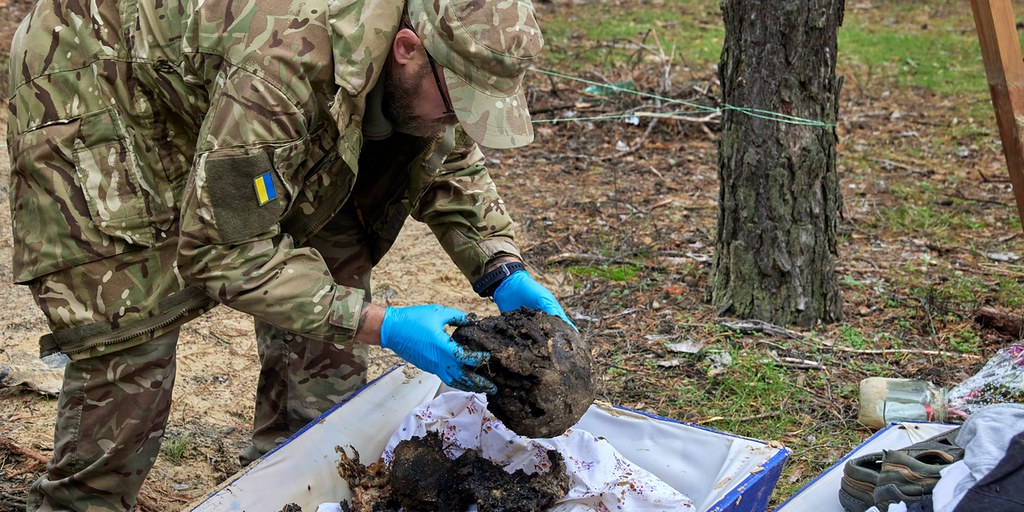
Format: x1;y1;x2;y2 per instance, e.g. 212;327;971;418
530;67;835;128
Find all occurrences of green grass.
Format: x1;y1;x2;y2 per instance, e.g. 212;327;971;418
839;21;988;96
838;324;868;349
537;0;1010;99
162;433;191;464
948;328;983;353
839;274;868;289
878;204;975;235
567;264;639;282
538;0;724;71
873;181;990;237
665;349;808;439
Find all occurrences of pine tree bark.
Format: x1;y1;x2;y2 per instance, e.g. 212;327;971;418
711;0;844;326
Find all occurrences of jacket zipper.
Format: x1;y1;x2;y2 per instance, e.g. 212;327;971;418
62;292;214;355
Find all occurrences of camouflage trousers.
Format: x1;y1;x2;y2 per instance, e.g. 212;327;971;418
26;326;368;511
26;198;399;511
241;322;369;466
27;329;180;512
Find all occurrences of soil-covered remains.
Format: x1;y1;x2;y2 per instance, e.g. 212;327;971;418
337;431;570;512
452;309;597;438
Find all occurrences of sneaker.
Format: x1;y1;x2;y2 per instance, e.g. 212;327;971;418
872;447;962;511
840;453;884;512
838;428;962;512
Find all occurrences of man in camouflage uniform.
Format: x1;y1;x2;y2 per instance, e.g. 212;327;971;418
6;0;573;508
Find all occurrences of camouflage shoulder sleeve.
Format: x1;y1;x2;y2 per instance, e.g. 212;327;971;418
178;147;365;340
176;0;363;341
412;129;522;283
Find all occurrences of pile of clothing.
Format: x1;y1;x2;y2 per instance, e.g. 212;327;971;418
839;403;1024;512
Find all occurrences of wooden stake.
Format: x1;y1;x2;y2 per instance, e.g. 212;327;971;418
971;0;1024;231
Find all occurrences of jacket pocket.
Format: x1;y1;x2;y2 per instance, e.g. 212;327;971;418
71;108;157;247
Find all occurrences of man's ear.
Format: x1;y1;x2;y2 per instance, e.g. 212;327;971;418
391;28;423;66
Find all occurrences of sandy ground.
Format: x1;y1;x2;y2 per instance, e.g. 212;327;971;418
0;113;568;508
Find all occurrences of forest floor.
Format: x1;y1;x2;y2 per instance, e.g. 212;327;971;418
3;0;1024;510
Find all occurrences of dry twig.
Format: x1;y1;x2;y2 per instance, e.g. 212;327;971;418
827;346;980;358
699;409;784;425
769;354;826;370
544;252;640;267
0;437;49;464
718;319;807;340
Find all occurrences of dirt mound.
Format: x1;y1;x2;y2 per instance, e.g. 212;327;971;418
452;309;596;438
337;432;569;512
390;432;569;512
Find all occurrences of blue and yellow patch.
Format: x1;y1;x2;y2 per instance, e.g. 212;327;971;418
253;172;277;206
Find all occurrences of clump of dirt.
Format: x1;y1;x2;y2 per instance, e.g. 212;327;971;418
336;432;569;512
452;308;596;438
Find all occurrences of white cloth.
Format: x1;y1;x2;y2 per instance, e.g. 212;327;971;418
381;391;695;511
865;503;907;512
932;460;971;512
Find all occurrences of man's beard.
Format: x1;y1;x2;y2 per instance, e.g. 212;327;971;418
383;63;458;137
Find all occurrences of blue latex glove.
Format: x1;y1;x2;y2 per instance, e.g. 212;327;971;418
492;270;578;331
379;305;496;394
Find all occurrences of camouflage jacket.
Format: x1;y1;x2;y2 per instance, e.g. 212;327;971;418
6;0;520;358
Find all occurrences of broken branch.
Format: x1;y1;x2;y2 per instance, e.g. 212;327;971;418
0;437;49;464
827;346;980;358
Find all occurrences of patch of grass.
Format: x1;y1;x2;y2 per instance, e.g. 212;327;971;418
607;354;629;376
162;433;191;464
877;204;950;233
948;328;983;353
838;11;987;96
706;361;801;435
839;275;867;289
538;0;723;71
995;277;1024;308
876;332;902;349
848;359;892;376
867;181;988;237
567;264;639;282
838;324;868;349
939;274;989;306
668;350;807;440
895;317;915;331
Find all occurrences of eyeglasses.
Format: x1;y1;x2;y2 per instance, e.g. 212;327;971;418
404;21;455;116
425;52;456;116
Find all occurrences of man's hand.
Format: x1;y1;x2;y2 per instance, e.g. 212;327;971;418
379;304;496;394
492;270;578;330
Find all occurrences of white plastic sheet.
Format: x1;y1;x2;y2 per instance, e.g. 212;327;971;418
190;365;785;512
371;390;695;511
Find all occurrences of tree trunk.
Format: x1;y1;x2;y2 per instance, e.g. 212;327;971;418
711;0;844;327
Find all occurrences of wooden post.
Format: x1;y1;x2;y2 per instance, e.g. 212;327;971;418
971;0;1024;230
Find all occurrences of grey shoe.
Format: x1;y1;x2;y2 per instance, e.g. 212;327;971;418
840;452;884;512
838;428;962;512
872;447;962;511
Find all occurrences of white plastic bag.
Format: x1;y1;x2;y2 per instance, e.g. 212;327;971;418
947;344;1024;418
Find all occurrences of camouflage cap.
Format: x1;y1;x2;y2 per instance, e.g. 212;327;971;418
407;0;544;149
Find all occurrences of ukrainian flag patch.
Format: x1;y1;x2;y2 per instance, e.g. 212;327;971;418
253;172;277;206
